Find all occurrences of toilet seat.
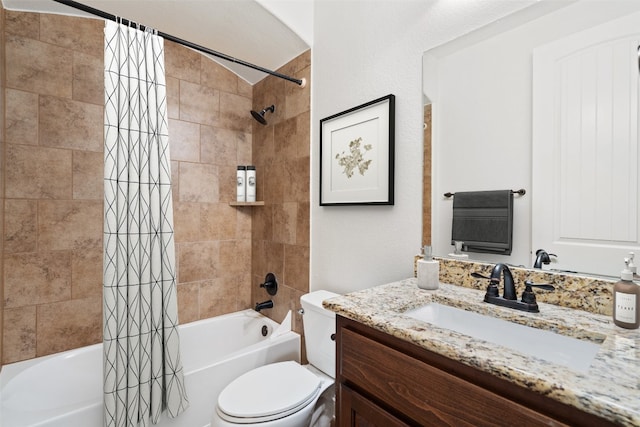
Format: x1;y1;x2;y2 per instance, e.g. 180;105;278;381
217;361;322;424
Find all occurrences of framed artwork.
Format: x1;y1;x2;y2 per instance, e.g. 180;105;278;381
320;94;395;205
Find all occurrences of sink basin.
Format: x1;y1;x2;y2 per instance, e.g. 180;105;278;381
404;303;601;373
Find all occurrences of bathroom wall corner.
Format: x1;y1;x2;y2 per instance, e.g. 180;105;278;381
0;1;6;371
251;49;311;346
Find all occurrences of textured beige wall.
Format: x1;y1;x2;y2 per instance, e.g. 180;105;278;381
250;51;311;338
1;10;292;364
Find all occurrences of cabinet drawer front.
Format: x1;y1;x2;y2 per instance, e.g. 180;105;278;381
339;383;412;427
339;327;566;427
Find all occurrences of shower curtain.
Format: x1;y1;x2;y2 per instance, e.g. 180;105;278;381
103;21;189;427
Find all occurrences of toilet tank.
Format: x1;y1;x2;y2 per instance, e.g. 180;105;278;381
300;290;339;378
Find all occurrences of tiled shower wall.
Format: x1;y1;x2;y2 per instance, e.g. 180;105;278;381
251;51;311;336
2;10;310;364
0;3;6;366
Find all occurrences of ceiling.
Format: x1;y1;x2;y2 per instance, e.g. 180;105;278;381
2;0;310;85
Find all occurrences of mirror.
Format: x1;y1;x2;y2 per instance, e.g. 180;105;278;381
423;1;640;277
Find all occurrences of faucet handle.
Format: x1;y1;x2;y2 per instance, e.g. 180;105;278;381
521;283;537;304
524;280;555;291
521;280;555;305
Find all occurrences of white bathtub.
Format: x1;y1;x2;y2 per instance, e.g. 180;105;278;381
0;309;300;427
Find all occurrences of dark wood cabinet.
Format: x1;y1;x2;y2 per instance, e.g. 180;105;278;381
335;315;616;427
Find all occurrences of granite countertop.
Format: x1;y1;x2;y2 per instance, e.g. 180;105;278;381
323;278;640;426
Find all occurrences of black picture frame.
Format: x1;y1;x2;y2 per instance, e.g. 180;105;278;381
319;94;395;206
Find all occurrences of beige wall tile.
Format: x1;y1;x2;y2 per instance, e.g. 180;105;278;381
180;80;219;125
202;59;238;93
178;241;218;283
5;10;39;39
237;79;252;99
219;239;251;280
252;204;273;242
284;244;309;292
289;156;310;204
274;116;300;162
200;126;241;166
237;206;252;237
199;278;239;318
4;251;71;308
178;162;218;202
200;203;237;240
73;51;104;105
217;164;239;203
38;200;102;251
215;92;252;133
296;202;310;247
177;282;200;323
5;144;72;199
40;14;103;57
5;88;38;145
273;202;297;245
39;95;102;152
279;49;311;80
2;306;36;364
165;41;201;83
285;63;311;120
71;248;102;299
173;202;201;243
73;151;103;200
4;199;37;253
6;34;72;98
166;76;180;119
170;160;180;204
36;296;101;356
169;119;200;162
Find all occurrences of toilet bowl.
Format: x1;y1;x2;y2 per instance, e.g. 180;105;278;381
211;290;338;427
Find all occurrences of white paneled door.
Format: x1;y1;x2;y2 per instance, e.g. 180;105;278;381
532;11;640;277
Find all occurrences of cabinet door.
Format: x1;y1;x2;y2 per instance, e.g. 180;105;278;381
338;383;411;427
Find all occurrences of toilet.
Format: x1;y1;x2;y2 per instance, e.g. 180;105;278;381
211;290;339;427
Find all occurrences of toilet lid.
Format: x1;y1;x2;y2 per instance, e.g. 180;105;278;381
217;361;321;421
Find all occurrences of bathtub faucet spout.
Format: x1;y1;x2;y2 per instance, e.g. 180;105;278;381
255;300;273;312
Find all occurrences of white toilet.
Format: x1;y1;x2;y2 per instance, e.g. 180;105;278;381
211;290;339;427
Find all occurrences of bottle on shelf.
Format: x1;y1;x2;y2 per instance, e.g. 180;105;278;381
246;165;256;202
236;166;246;202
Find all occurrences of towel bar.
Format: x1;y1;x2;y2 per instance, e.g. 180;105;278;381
444;189;525;198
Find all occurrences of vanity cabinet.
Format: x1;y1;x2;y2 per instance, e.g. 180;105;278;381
335;315;616;427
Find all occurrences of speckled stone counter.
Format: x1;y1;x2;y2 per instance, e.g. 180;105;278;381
323;279;640;426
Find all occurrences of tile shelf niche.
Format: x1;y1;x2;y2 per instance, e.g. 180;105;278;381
229;201;265;206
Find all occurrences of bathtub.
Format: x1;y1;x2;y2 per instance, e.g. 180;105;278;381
0;309;300;427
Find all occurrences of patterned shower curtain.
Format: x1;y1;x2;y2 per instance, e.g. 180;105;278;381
103;21;189;427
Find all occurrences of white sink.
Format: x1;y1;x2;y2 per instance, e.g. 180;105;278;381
404;303;602;373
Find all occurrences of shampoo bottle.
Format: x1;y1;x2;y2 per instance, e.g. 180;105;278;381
417;246;439;290
613;257;640;329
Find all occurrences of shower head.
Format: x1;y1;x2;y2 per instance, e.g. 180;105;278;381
250;105;275;125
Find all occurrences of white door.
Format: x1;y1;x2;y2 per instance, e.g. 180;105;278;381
532;11;640;277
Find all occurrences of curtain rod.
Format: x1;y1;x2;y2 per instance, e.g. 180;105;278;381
51;0;306;87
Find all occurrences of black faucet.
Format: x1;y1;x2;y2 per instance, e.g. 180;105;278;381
255;300;273;312
533;249;556;269
474;263;555;313
490;263;517;300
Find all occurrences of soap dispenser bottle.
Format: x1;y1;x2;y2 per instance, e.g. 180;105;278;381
628;252;638;278
417;246;439;290
613;257;640;329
